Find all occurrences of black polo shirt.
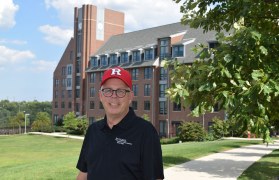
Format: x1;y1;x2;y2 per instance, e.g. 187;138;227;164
76;108;164;180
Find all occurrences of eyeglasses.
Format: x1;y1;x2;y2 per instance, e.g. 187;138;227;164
100;88;131;98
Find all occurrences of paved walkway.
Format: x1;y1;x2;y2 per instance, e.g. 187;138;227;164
164;140;279;180
30;132;279;180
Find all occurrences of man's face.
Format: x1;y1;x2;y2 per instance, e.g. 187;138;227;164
99;78;134;119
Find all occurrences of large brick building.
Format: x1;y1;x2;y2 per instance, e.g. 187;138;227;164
53;4;225;137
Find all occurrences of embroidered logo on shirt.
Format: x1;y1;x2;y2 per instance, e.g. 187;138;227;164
115;137;132;145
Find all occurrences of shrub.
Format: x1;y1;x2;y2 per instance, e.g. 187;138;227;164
211;117;228;139
160;137;179;144
178;122;205;142
63;112;88;135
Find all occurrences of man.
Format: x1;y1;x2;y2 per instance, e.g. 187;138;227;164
76;66;164;180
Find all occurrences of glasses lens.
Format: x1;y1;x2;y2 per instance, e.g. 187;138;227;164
116;89;126;98
102;88;113;97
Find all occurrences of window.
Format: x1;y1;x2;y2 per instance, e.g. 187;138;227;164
55;79;59;87
90;73;96;83
131;68;139;80
110;54;118;65
62;79;66;87
62;67;66;75
90;101;95;109
144;101;150;110
75;89;80;98
91;57;98;67
67;65;72;75
173;45;184;57
76;59;81;73
132;101;137;110
132;84;138;96
159;84;167;97
101;55;108;66
61;102;65;108
68;102;72;109
160;67;167;80
160;38;170;59
144;49;153;60
90;87;96;97
75;103;80;112
55;91;58;98
144;67;152;79
76;76;80;86
159;120;167;137
100;72;104;82
67;78;72;87
132;50;140;62
61;90;65;98
173;102;181;111
77;34;82;54
159;101;167;114
189;103;196;111
144;84;151;96
67;90;72;98
54;102;58;108
120;52;128;64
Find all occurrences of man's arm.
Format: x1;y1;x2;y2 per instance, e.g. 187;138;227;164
76;171;87;180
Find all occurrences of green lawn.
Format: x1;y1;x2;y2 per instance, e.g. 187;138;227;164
238;148;279;180
0;134;263;179
0;134;82;180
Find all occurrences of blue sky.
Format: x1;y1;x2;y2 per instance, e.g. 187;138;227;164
0;0;182;102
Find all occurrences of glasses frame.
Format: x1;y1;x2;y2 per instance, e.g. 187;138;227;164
100;88;131;98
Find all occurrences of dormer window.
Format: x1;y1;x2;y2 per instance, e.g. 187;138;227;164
110;54;118;65
132;50;141;62
209;41;219;49
91;57;98;67
120;52;128;64
173;45;184;57
144;49;153;60
101;55;108;66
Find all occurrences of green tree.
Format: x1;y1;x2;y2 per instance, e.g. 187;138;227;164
167;0;279;143
8;112;24;133
63;112;88;135
178;122;205;142
31;112;52;132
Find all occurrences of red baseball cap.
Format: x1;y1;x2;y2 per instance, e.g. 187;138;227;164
101;67;132;89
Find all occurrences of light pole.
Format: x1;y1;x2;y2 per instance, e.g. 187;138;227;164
24;114;30;134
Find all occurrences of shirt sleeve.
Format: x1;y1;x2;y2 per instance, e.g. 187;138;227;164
76;128;90;172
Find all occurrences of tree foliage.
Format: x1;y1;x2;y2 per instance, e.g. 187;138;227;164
31;112;52;132
0;100;52;128
167;0;279;142
63;112;88;135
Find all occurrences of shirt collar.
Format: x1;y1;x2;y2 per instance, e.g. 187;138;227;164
98;107;135;130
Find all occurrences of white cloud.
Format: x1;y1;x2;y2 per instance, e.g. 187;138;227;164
0;45;35;66
0;0;19;29
44;0;183;32
0;38;27;45
39;25;73;45
31;60;57;72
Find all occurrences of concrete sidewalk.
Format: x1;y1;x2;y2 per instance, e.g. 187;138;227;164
164;140;279;180
29;132;84;140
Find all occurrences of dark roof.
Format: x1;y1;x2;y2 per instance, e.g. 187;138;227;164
87;22;218;72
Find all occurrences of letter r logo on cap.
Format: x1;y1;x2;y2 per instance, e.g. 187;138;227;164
111;68;121;76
